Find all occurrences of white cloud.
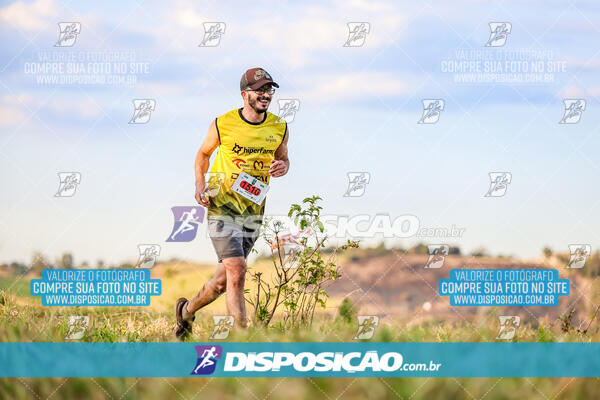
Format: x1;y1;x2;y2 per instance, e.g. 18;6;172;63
0;106;27;126
247;5;405;69
557;85;585;98
556;85;600;99
564;57;600;71
0;93;31;126
0;92;102;122
297;71;415;102
48;97;102;119
0;0;56;31
122;0;406;70
173;7;208;29
2;93;33;105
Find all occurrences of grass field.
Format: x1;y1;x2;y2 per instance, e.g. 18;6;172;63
0;260;599;399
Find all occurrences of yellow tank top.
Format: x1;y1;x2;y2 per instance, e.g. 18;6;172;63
207;108;287;226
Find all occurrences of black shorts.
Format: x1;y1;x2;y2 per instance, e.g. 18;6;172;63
207;219;260;262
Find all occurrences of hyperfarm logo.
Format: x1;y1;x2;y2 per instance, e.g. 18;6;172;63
190;346;442;375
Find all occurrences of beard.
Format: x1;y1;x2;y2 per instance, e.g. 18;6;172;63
248;94;270;113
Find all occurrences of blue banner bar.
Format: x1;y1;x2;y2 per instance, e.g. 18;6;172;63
29;269;161;306
439;269;570;306
0;343;598;377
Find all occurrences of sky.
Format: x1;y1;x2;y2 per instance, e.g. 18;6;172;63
1;0;600;266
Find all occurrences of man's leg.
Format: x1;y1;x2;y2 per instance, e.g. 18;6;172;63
184;262;227;317
222;256;247;328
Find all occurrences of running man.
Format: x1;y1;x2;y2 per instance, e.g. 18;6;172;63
170;208;202;241
193;346;218;373
560;99;585;124
418;99;442;124
174;67;290;340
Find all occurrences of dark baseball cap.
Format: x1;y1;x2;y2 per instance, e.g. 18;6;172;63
240;67;279;91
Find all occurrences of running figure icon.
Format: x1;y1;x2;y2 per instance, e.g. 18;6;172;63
166;206;205;242
171;209;200;240
193;346;218;373
190;345;222;375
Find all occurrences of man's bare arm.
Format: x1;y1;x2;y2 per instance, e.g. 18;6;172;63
269;126;289;178
195;120;220;206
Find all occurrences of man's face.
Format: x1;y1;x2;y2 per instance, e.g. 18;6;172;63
244;84;275;113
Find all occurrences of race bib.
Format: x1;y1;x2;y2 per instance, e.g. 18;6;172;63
231;171;269;205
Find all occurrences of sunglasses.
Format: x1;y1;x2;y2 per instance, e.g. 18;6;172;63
245;87;276;95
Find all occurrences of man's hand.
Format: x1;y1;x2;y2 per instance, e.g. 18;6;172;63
269;160;288;177
195;181;210;207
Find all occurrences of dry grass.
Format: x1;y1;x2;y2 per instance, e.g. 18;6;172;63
0;260;598;399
